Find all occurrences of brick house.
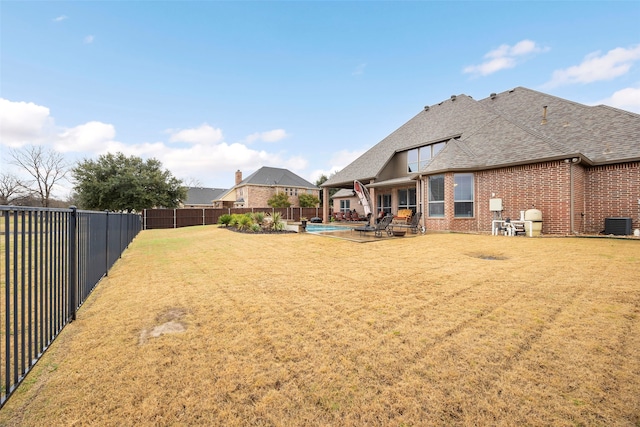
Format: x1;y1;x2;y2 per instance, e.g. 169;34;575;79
321;87;640;235
214;167;320;208
182;187;228;208
331;188;366;216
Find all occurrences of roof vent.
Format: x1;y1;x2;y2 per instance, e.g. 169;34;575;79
490;93;497;99
451;95;457;101
424;106;430;111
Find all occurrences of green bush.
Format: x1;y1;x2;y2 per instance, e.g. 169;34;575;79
267;192;291;208
272;212;285;231
299;193;320;207
237;214;253;231
252;211;266;226
218;214;233;226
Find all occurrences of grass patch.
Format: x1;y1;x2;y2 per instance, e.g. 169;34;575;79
0;227;639;426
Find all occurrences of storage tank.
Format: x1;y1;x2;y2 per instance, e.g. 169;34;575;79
524;209;543;236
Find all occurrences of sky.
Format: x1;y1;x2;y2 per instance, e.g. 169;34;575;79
1;1;639;199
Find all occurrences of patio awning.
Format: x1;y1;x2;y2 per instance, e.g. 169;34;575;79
367;176;416;189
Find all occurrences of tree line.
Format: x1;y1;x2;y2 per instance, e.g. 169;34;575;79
2;145;328;211
1;146;186;211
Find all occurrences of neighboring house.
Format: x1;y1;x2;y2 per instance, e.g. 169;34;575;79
214;167;320;208
322;87;640;235
331;189;361;215
182;187;228;208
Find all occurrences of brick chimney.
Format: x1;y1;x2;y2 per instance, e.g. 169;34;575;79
235;170;242;186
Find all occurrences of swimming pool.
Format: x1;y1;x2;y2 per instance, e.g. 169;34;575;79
305;224;353;233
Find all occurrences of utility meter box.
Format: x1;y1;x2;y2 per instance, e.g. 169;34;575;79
489;198;503;211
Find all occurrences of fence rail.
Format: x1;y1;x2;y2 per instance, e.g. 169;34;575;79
143;207;323;229
0;206;141;408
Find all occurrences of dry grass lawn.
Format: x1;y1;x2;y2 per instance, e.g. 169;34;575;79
0;226;639;426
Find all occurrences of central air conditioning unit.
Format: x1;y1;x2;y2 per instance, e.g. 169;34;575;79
604;217;632;235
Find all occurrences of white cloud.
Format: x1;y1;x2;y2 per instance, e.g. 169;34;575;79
464;39;549;76
0;98;54;147
545;45;640;88
53;15;68;22
168;123;224;145
245;129;288;144
0;99;310;189
329;148;366;171
84;35;94;44
595;86;640;113
56;121;117;152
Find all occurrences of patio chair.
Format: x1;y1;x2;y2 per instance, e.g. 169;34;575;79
407;211;424;234
393;209;413;225
373;214;394;237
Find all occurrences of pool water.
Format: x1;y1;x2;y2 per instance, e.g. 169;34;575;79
305;224;353;233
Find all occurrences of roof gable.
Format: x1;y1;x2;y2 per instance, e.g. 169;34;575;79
239;166;318;189
185;187;228;205
324;86;640;186
324;95;497;186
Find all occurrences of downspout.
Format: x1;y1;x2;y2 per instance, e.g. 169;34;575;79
418;175;424;230
569;157;582;234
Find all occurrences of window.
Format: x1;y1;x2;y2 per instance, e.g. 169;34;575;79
428;175;444;217
454;173;474;217
340;200;350;212
407;141;447;173
397;188;416;213
377;194;392;214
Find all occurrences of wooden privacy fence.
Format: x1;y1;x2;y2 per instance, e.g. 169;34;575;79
143;207;324;230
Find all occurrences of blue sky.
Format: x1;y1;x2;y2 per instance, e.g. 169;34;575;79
1;1;639;198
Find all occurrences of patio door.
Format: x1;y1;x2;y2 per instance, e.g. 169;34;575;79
377;193;392;214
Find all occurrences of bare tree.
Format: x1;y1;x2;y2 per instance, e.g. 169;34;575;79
10;145;68;207
0;172;23;205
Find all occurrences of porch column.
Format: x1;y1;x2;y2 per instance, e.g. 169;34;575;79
322;187;330;224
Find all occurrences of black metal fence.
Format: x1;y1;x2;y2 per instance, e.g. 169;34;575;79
0;206;141;408
143;207;324;229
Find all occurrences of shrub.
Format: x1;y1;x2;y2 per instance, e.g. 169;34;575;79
267;192;291;208
272;212;285;231
218;214;233;226
237;214;253;231
252;211;266;226
299;193;320;207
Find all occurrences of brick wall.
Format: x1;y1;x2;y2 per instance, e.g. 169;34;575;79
420;160;640;235
241;185;320;208
423;161;575;234
585;162;640;233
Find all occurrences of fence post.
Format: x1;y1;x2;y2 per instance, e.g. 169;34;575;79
105;211;109;276
68;206;78;322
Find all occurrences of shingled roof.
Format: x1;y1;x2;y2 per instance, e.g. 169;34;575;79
185;187;228;205
323;87;640;187
238;166;318;189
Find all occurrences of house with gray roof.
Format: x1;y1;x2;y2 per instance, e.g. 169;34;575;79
322;87;640;235
182;187;228;208
214;167;320;208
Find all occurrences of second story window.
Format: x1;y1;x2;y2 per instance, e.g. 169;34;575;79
407;141;446;173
